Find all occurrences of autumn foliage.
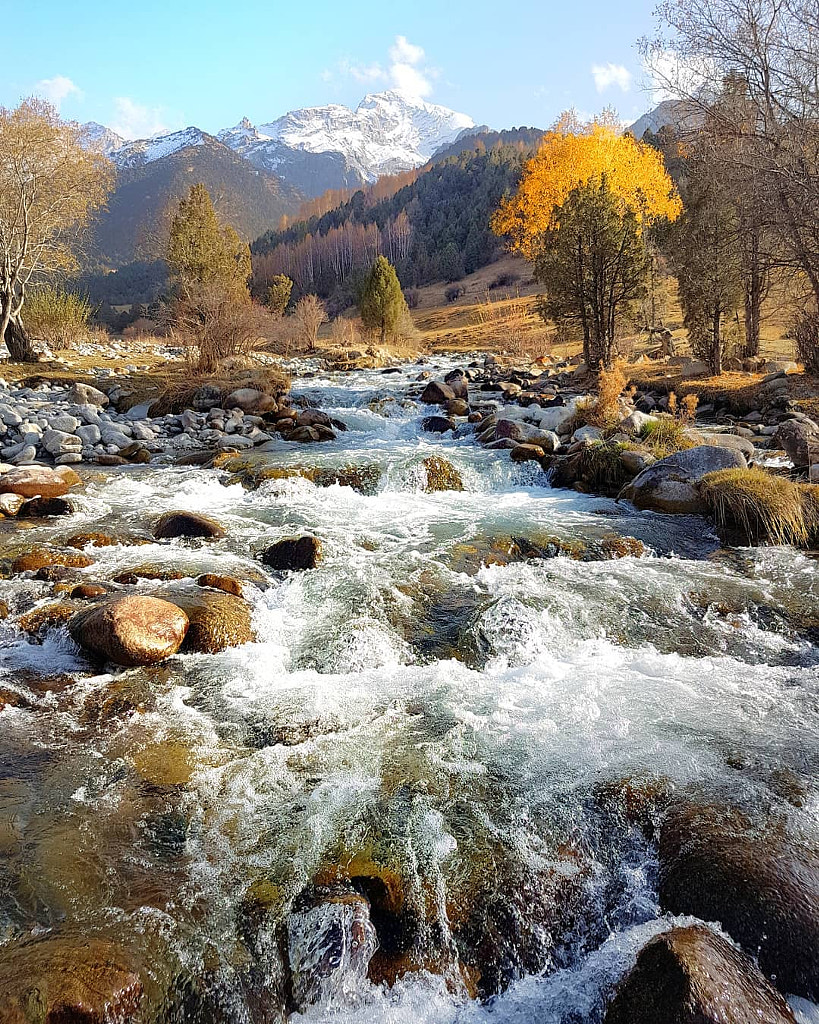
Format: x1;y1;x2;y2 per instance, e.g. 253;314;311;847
491;113;682;259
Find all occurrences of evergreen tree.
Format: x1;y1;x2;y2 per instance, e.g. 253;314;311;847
359;256;406;344
535;177;649;368
266;274;293;315
167;183;250;298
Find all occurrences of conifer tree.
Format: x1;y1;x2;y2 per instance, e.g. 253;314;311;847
359;256;406;343
167;183;250;299
266;274;293;315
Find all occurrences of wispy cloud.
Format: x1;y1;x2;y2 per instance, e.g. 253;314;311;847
111;97;176;139
642;49;713;103
323;35;437;100
591;63;633;93
34;75;82;109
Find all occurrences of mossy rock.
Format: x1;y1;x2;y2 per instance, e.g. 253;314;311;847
132;738;195;787
422;455;464;492
112;565;187;585
216;453;382;495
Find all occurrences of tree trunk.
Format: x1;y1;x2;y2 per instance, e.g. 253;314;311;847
3;315;39;363
743;233;763;358
711;307;723;375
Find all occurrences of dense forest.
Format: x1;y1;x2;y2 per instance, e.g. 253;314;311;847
251;131;542;310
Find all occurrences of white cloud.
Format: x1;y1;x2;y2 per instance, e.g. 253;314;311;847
324;35;436;100
34;75;82;109
642;48;714;103
111;97;174;139
592;63;633;93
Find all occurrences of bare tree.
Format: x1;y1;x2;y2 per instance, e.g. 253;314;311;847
291;294;327;352
0;98;113;361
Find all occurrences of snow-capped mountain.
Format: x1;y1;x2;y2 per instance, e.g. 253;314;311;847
84;91;478;197
111;127;211;168
80;121;126;158
220;91;475;182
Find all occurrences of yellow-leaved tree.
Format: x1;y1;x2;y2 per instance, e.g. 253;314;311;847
492;112;682;366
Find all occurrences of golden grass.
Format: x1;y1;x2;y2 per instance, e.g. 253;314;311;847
147;365;290;416
639;416;695;458
583;363;629;428
700;467;818;547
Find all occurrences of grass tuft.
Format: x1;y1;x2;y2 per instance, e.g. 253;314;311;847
639;416;694;458
700;467;818;547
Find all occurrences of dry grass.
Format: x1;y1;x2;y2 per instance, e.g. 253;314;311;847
700;467;818;547
639;416;695;458
148;364;290;416
583;363;629;428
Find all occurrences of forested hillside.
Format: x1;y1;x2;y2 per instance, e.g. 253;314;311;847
251;136;540;309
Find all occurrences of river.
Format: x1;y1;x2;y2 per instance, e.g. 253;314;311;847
1;358;818;1022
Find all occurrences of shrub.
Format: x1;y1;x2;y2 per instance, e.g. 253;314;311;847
404;288;421;310
488;272;520;290
445;284;465;303
329;316;363;349
700;467;818;547
24;285;92;347
171;284;274;372
584;362;628;428
291;294;327;352
639;416;694;458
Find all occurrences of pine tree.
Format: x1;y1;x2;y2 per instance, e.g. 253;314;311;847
266;274;293;315
359;256;406;344
167;183;250;299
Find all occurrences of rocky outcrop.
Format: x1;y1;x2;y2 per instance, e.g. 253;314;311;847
658;802;819;999
620;445;747;514
604;925;796;1024
69;595;189;666
260;535;323;571
153;510;226;540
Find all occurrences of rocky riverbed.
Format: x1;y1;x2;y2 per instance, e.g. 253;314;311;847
0;353;818;1024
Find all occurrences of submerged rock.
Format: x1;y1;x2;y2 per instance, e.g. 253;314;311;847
422;415;456;434
422;455;464;492
154;510;226;540
0;934;142;1023
620;445;746;514
69;595;189;666
659;802;819;999
604;925;796;1024
260;535;323;571
12;546;94;573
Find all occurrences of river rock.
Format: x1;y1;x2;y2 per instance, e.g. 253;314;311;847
658;802;819;999
690;431;756;459
443;371;469;400
154;510;226;540
603;925;796;1024
620;445;747;514
773;417;819;468
0;465;81;498
224;387;278;414
510;443;545;462
420;381;455;404
17;496;73;517
422;415;455;433
192;384;222;411
67;382;109;406
297;408;332;428
41;428;82;456
0;493;25;516
0;934;142;1023
260;535;323;571
69;595;189;666
170;590;254;653
494;419;525;441
620;410;657;434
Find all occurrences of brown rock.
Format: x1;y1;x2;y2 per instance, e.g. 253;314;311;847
659;802;819;999
154;510;226;540
197;573;244;596
71;583;111;600
12;547;94;573
422;415;456;433
170;589;255;653
260;535;323;571
420;381;455;404
604;925;796;1024
445;399;470;417
0;934;142;1024
288;425;320;442
69;595;189;666
510;443;546;462
17;496;73;517
0;465;80;499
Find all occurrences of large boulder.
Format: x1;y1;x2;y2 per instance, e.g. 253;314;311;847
773;417;819;468
224;387;278;414
659;802;819;999
153;510;226;540
604;925;796;1024
0;935;142;1023
620;445;746;514
260;535;323;571
420;381;455;405
69;596;189;666
170;589;254;653
0;465;81;499
66;382;109;406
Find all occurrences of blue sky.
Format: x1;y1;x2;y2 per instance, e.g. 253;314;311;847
4;0;660;137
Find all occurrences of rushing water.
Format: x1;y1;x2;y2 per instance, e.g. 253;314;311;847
1;359;818;1022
